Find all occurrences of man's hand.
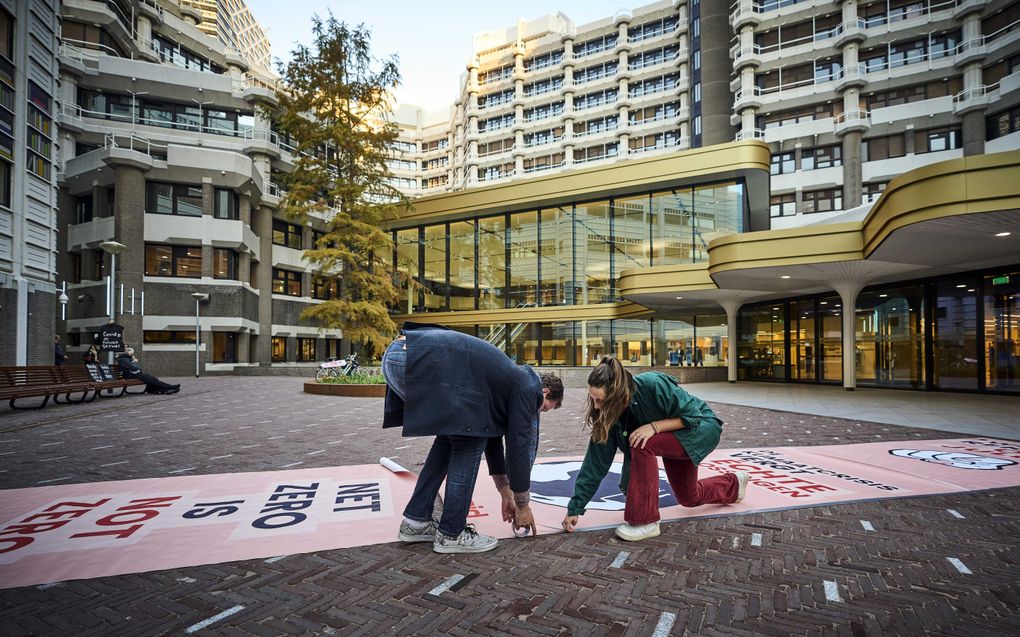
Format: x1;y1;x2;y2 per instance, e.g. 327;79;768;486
562;514;579;532
514;503;538;537
629;423;657;449
498;486;516;523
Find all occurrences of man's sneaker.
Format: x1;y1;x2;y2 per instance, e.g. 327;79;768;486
397;519;436;543
734;470;751;503
615;522;660;542
433;524;498;554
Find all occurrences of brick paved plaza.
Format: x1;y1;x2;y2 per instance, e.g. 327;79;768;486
1;377;1019;635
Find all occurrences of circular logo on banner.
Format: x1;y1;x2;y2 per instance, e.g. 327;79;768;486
530;460;678;510
889;449;1017;471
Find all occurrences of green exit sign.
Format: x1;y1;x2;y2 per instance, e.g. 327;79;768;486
992;275;1010;285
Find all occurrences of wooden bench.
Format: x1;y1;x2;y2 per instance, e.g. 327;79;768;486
0;366;94;410
61;365;147;399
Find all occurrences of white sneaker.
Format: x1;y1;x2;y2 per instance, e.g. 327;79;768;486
397;519;436;543
433;524;498;554
615;522;660;542
734;471;751;503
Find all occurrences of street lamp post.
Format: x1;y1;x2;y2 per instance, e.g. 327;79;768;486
191;292;209;378
100;241;127;363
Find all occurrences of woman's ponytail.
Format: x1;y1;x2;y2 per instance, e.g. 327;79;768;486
584;356;634;444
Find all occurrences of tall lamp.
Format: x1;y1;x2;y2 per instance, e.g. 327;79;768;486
99;240;127;363
191;292;210;378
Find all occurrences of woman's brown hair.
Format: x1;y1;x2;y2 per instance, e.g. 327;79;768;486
584;356;635;444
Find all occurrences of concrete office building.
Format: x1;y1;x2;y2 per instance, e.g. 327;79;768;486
55;0;339;376
180;0;272;75
0;0;60;366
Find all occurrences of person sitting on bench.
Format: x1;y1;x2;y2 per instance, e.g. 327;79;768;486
116;348;180;395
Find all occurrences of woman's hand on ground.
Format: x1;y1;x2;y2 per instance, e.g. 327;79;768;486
561;514;579;533
629;423;657;449
514;504;538;536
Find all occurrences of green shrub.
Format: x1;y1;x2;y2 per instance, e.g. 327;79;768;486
317;372;386;385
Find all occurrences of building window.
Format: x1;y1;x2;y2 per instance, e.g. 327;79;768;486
214;188;238;219
770;152;794;175
313;276;338;300
916;127;961;153
272;268;302;296
863;181;887;203
770;193;795;217
862;134;906;161
801;188;842;214
213;248;237;280
145;244;202;278
0;8;12;62
802;145;842;170
0;159;10;208
297;338;316;362
212;332;237;363
146;182;203;216
986;106;1020;141
272;220;302;249
271;336;286;362
75;195;93;224
144;330;196;344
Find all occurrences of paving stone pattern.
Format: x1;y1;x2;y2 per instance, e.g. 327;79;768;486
1;377;1018;635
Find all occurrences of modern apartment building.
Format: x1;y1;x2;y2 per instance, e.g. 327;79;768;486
0;0;60;366
180;0;272;75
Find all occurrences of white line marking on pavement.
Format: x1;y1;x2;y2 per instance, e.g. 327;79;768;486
264;556;285;563
280;461;303;468
609;551;630;568
165;429;183;433
268;435;285;440
327;440;344;445
212;432;231;436
428;574;464;596
860;520;875;531
947;557;972;574
191;424;210;428
238;426;252;429
307;450;325;456
147;449;171;455
37;476;72;484
100;461;128;467
169;467;196;474
823;580;843;602
40;441;64;447
91;445;114;450
947;509;965;518
184;605;245;634
40;456;69;462
209;454;233;460
85;434;106;438
343;432;358;437
0;451;16;456
395;445;410;450
130;436;151;441
651;612;676;637
240;444;261;449
176;577;197;583
750;533;763;547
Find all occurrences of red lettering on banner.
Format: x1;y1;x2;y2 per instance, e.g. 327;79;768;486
71;524;144;540
44;499;111;512
95;510;159;526
21;509;91;523
0;537;34;553
467;502;488;519
0;498;113;554
118;497;180;510
799;484;837;493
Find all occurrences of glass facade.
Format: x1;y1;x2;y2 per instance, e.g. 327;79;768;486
392;182;746;313
732;268;1020;393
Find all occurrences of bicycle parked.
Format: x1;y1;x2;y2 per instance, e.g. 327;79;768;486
315;353;360;380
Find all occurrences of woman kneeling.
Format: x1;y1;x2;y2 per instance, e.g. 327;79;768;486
561;357;749;542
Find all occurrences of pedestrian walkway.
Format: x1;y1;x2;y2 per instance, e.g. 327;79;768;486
692;382;1020;440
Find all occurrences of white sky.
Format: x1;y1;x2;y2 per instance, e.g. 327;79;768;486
246;1;635;114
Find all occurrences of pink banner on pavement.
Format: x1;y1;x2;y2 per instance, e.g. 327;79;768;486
0;437;1017;589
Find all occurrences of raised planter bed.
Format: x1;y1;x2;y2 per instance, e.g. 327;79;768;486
303;381;387;398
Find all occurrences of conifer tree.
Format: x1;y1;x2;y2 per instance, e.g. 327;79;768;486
273;15;405;355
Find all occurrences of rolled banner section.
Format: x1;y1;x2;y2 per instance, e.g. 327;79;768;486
380;456;411;473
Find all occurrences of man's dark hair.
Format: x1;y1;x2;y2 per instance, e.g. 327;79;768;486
540;373;565;407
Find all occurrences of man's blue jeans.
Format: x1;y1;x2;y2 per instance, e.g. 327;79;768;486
382;338;488;538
